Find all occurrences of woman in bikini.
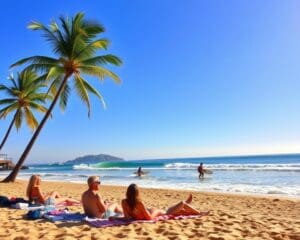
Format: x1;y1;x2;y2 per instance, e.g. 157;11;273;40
26;174;80;205
121;183;203;220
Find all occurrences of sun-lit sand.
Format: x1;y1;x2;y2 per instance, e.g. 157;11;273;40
0;179;299;240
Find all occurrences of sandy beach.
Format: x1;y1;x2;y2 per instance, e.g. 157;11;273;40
0;179;299;240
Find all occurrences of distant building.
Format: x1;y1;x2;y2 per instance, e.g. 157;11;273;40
0;154;28;170
0;154;14;170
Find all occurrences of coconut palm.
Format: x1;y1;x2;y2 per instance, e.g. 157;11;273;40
2;12;122;182
0;70;49;152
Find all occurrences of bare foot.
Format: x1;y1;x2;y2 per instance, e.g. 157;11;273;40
186;194;193;204
201;210;211;216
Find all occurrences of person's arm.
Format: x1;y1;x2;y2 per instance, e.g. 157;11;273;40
35;187;46;204
95;193;107;213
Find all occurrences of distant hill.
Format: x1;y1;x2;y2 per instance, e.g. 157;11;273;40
65;154;124;165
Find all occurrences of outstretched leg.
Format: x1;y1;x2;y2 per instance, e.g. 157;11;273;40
48;191;62;199
181;203;201;215
55;197;81;205
166;201;185;215
108;202;123;214
166;194;200;216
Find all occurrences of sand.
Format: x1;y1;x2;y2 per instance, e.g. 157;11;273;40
0;179;299;240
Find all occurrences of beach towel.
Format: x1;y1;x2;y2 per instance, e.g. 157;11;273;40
12;199;79;211
55;201;81;208
43;210;85;222
85;213;207;228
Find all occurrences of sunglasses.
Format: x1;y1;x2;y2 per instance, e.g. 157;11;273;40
94;181;101;185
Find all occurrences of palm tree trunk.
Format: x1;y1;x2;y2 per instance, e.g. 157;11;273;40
2;74;71;182
0;112;17;152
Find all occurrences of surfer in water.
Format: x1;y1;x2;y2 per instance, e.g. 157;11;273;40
198;163;204;179
136;166;145;177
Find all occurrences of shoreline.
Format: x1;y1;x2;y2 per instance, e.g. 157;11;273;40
6;177;300;201
0;179;299;239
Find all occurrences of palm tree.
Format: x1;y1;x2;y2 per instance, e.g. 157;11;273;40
2;12;122;182
0;70;49;152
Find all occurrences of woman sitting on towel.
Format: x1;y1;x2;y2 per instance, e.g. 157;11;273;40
26;174;80;205
121;183;201;220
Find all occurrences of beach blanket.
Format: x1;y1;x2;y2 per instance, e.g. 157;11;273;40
11;202;46;210
85;213;207;228
54;201;81;208
43;210;85;222
11;201;80;210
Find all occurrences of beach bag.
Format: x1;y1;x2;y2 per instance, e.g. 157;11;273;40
0;196;10;206
26;209;43;220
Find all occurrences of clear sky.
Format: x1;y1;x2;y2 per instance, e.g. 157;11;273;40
1;0;300;163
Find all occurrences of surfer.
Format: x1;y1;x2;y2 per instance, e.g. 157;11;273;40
136;166;144;177
198;163;204;179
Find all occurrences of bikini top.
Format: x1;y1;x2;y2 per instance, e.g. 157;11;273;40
30;186;43;203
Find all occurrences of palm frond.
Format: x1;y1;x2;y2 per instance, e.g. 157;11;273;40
24;107;38;130
46;66;65;81
74;74;91;116
28;102;48;113
75;39;110;60
47;77;63;96
59;83;71;111
10;56;59;68
23;63;58;73
79;76;106;108
0;104;19;119
14;109;23;130
0;85;17;98
80;54;122;66
0;98;17;106
79;65;121;83
28;21;67;56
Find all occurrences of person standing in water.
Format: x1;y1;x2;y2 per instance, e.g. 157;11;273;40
198;163;204;179
136;166;144;177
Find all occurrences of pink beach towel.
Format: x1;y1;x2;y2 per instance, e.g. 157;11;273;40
55;201;81;208
85;213;208;228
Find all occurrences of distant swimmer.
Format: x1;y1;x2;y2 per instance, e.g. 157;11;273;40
198;163;204;179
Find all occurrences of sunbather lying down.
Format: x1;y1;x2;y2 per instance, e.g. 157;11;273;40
26;174;80;206
122;183;208;220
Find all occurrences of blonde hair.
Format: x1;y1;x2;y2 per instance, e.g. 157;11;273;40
26;175;40;200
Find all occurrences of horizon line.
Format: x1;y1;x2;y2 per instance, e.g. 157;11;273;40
27;151;300;165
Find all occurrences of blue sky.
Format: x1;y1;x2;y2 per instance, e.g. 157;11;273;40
1;0;300;163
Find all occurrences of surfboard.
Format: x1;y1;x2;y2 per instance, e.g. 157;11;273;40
204;169;213;174
133;171;149;176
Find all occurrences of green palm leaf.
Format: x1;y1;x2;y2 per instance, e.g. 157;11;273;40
59;82;71;111
24;107;38;130
14;109;23;130
74;74;91;116
79;76;106;108
79;65;121;83
0;69;50;129
80;54;122;66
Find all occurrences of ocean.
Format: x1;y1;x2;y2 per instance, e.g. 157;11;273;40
1;154;299;197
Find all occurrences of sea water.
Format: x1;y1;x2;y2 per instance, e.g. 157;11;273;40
1;154;299;197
